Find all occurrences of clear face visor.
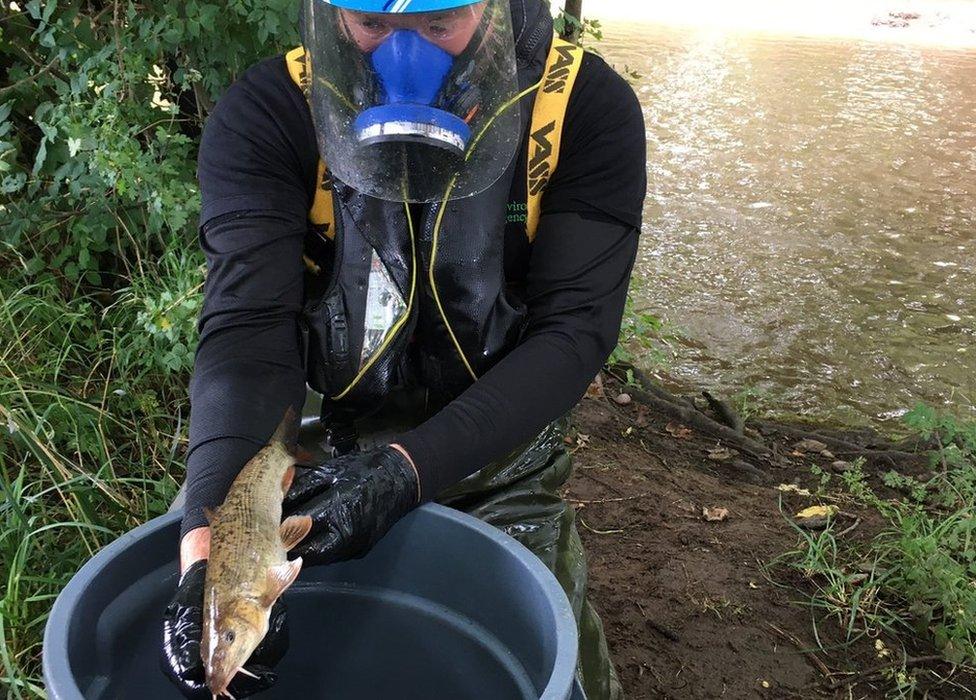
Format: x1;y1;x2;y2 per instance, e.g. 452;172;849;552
302;0;521;202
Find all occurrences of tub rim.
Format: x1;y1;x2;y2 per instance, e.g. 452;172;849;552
43;503;578;700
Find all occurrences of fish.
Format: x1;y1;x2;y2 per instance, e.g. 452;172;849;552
201;408;312;699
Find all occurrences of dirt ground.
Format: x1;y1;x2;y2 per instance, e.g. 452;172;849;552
563;377;970;699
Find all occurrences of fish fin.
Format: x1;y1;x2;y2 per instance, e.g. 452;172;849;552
280;465;295;494
279;515;312;550
294;447;315;467
263;558;303;606
203;507;217;525
270;407;299;453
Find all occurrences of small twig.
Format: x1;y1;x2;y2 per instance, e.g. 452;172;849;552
766;623;832;679
158;280;205;317
935;433;949;480
569;493;650;505
0;56;59;97
579;469;629;497
836;516;861;538
112;0;127;99
167;407;183;468
579;516;624;535
827;655;943;690
192;80;215;117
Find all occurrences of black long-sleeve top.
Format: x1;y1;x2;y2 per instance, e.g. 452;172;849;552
182;49;646;537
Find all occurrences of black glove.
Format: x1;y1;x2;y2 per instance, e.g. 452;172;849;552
161;560;289;699
282;446;420;566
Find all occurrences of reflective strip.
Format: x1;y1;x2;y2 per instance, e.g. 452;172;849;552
285;47;336;240
526;38;584;241
357;120;467;153
332;200;418;401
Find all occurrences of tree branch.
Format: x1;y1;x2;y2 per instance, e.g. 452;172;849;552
0;56;59;97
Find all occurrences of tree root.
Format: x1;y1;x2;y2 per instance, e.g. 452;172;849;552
608;363;771;465
702;390;744;435
604;362;931;483
753;421;924;467
726;459;769;485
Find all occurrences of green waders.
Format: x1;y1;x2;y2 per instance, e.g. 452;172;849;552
436;418;623;700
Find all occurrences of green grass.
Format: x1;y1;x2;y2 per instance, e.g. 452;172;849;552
773;408;976;696
0;267;194;696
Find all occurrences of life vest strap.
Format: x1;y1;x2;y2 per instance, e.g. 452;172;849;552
525;38;584;241
286;47;336;241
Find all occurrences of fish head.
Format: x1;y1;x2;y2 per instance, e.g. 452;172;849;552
204;595;269;697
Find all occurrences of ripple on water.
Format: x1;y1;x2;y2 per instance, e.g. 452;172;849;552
605;23;976;422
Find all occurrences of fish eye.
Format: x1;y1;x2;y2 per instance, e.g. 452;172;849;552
224;630;235;643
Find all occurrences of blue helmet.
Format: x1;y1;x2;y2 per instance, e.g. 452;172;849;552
320;0;484;13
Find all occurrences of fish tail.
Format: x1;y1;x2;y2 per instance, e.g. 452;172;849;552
270;407;299;453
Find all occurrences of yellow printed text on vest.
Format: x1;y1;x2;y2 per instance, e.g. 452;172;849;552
285;46;311;95
542;43;579;94
525;38;584;240
528;120;556;196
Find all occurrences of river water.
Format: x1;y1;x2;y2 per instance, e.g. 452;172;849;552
602;22;976;424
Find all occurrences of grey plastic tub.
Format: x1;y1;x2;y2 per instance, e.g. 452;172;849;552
43;504;579;699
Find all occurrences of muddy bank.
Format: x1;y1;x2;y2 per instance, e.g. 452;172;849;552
564;375;970;698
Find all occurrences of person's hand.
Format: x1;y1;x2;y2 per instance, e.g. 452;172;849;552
161;560;289;699
282;445;420;566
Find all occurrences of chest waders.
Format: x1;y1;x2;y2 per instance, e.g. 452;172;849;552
288;39;623;700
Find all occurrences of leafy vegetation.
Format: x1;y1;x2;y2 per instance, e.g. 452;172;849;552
595;213;670;371
610;292;673;369
553;7;603;45
2;3;972;699
776;407;976;695
1;2;298;694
